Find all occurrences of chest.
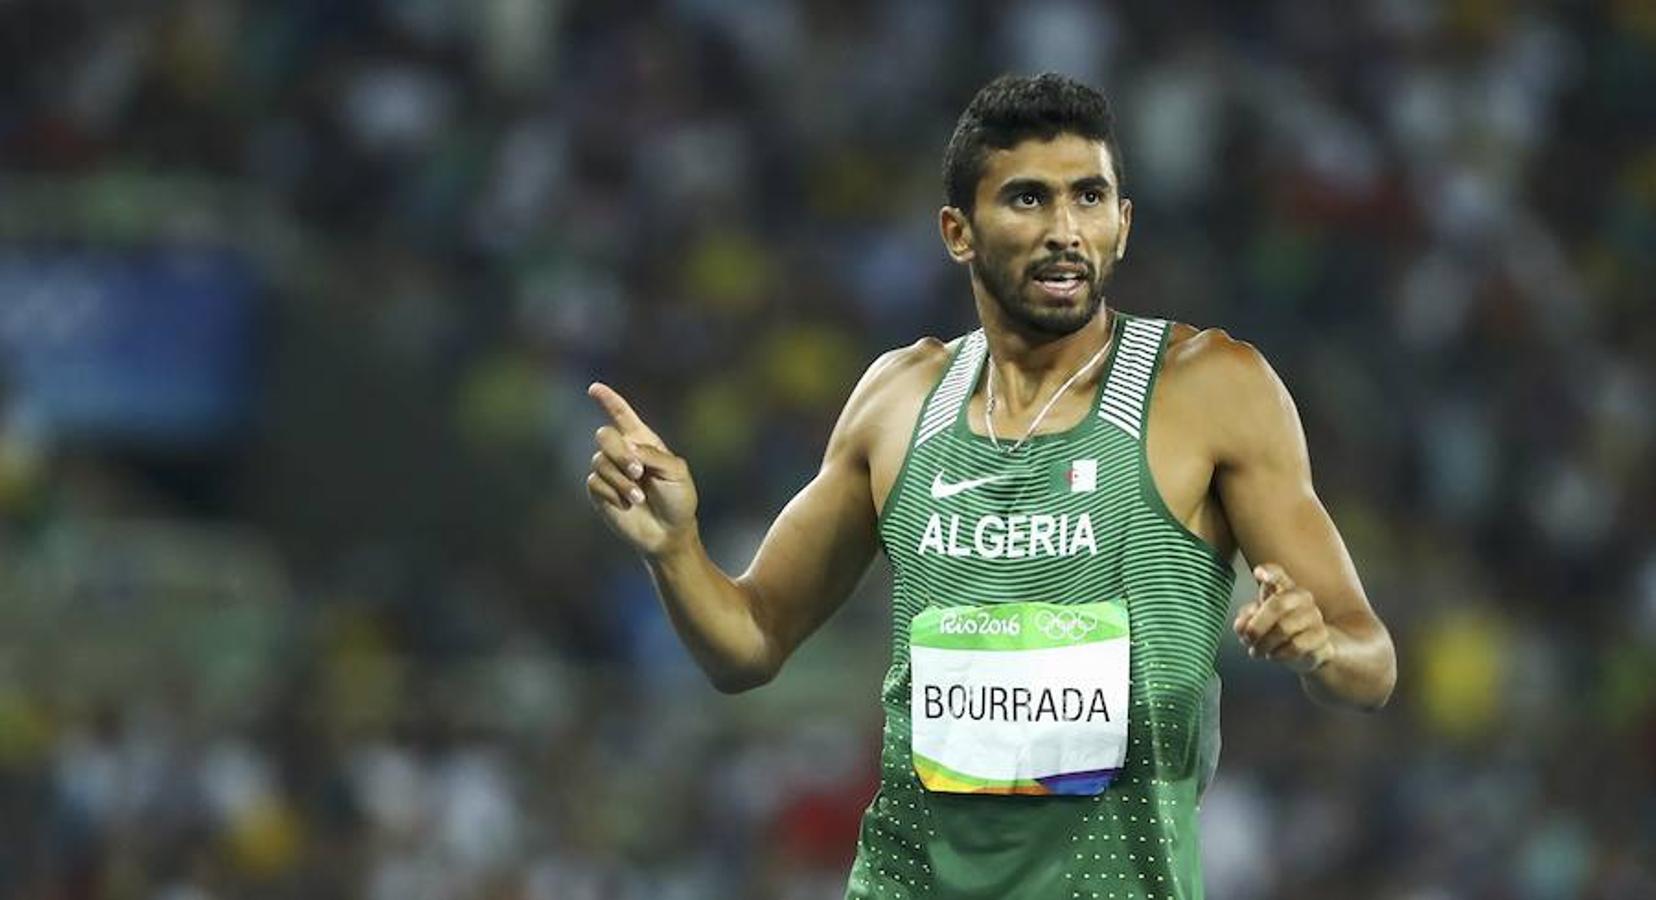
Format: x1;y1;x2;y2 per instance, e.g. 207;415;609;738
870;386;1216;538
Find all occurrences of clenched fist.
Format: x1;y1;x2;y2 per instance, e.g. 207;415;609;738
1233;563;1334;674
585;382;699;557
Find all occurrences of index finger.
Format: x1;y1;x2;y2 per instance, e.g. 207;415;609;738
587;382;656;439
1252;562;1295;594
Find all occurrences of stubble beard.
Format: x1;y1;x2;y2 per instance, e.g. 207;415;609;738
971;250;1112;338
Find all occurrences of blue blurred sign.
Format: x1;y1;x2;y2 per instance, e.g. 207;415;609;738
0;246;258;445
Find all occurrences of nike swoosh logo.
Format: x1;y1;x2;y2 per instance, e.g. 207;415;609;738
930;471;1008;500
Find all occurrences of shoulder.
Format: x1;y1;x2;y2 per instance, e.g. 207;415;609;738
1159;322;1274;389
866;335;955;390
831;335;957;453
849;335;955;418
1155;320;1301;458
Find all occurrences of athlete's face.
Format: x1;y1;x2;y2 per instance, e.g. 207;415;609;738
941;134;1132;336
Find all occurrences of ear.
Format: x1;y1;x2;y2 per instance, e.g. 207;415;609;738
939;206;975;263
1114;197;1133;261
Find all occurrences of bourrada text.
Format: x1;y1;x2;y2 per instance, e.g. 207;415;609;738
921;684;1112;723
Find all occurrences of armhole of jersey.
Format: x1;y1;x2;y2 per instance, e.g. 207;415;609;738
875;335;974;535
1134;321;1234;571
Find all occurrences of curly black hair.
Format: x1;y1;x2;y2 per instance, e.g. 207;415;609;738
942;73;1124;215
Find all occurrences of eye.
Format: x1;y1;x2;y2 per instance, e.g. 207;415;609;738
1012;191;1041;208
1079;189;1104;206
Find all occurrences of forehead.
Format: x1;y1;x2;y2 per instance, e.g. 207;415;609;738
978;133;1116;192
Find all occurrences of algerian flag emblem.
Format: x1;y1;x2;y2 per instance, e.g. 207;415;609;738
1067;459;1097;493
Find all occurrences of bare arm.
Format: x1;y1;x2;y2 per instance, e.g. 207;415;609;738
586;351;903;693
1202;335;1396;711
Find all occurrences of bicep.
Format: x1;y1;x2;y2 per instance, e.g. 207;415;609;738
1214;353;1379;631
738;450;878;659
734;352;904;664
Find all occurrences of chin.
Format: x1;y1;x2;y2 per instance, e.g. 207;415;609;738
974;256;1110;337
1011;294;1102;336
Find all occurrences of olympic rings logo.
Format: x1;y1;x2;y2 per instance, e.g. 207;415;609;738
1035;609;1098;642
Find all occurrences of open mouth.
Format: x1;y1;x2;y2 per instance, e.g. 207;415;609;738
1032;268;1089;300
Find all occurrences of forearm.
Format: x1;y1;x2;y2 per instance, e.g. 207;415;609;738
643;527;775;693
1301;616;1396;711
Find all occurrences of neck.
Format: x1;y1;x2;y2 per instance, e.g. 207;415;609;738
974;290;1114;411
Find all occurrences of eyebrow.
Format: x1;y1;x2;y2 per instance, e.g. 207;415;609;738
996;175;1115;201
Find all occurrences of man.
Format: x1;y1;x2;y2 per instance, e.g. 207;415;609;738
585;73;1394;899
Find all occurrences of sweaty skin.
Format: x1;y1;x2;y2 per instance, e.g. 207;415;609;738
587;134;1395;709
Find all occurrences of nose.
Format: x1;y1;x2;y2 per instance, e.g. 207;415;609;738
1044;202;1082;251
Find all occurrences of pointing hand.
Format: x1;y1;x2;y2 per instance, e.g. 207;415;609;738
585;382;699;556
1233;563;1334;674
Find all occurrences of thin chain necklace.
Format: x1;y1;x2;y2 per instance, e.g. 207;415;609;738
984;329;1113;453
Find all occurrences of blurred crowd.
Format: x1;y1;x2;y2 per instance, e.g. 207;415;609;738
0;0;1652;898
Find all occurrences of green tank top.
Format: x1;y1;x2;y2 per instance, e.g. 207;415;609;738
847;312;1236;900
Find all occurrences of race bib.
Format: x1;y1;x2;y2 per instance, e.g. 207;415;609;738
910;601;1129;796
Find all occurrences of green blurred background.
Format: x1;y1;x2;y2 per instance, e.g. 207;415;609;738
0;1;1651;898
